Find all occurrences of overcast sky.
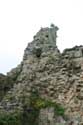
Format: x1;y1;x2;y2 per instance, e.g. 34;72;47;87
0;0;83;74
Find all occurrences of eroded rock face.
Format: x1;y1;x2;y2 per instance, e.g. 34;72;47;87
39;107;66;125
0;24;83;125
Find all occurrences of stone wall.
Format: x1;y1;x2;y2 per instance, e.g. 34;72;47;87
0;25;83;124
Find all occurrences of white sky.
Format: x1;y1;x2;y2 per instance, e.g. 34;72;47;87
0;0;83;74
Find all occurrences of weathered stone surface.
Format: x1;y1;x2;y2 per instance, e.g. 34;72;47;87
0;25;83;124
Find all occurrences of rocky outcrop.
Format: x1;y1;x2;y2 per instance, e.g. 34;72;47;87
0;24;83;125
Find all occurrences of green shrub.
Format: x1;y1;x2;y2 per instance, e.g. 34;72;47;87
0;89;65;125
0;110;22;125
29;89;65;117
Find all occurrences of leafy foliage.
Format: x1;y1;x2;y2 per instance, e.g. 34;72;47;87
0;110;22;125
0;89;65;125
34;99;65;116
29;88;65;117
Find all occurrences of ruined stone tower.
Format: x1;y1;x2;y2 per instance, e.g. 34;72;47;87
0;25;83;125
